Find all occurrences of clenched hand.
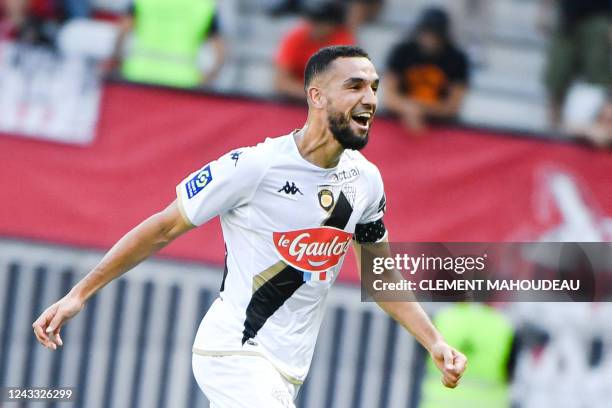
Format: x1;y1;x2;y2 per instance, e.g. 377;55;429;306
430;341;468;388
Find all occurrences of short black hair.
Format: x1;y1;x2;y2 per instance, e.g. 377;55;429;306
304;45;370;91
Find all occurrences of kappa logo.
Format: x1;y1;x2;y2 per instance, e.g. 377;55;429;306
278;181;303;195
230;151;242;166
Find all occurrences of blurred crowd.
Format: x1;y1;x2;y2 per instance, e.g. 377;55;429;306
1;0;611;146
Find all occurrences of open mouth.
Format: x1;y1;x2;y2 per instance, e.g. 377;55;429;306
351;112;372;128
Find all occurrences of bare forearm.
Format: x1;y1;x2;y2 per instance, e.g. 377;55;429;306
378;300;443;352
70;203;191;302
354;239;444;351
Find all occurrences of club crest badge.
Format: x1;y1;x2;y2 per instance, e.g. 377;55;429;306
318;188;334;211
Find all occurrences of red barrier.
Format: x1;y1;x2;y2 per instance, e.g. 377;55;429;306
1;84;611;282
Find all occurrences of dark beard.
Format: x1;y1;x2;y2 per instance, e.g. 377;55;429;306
328;111;369;151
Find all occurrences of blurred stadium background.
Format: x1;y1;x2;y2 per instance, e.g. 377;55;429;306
1;0;611;407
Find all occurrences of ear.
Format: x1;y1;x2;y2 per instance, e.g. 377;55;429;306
307;86;326;109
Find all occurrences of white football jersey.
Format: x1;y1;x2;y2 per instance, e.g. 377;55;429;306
176;132;386;384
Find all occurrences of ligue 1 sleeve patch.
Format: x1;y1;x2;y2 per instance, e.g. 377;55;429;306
185;165;213;199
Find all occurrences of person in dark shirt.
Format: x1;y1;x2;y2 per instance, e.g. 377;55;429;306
539;0;611;127
383;7;470;132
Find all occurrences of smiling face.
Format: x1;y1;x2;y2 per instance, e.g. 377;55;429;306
310;57;379;150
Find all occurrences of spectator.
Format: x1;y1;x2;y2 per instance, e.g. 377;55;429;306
105;0;225;89
274;1;355;100
1;0;63;45
539;0;612;128
383;7;470;132
1;0;27;40
269;0;385;30
570;91;612;148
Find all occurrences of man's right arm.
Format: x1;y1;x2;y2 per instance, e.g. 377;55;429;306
32;200;193;350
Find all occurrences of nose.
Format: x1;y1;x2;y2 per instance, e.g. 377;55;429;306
361;87;377;111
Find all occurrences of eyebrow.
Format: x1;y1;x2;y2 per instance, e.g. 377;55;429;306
343;77;380;87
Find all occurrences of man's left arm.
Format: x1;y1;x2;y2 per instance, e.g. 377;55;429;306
353;236;467;388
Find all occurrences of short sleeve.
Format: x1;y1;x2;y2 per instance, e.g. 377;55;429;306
386;42;408;75
359;164;387;225
448;50;469;85
176;146;267;226
354;164;387;243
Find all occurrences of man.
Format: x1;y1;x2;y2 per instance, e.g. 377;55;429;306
33;45;466;407
275;2;354;100
383;7;469;131
104;0;225;88
538;0;611;128
0;0;62;45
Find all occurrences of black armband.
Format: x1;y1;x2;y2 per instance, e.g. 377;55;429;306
354;219;386;243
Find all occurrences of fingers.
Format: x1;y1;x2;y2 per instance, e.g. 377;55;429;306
442;375;459;388
33;321;53;349
32;304;63;350
442;365;461;388
442;346;455;371
47;312;64;337
441;350;468;388
47;326;63;348
453;352;468;375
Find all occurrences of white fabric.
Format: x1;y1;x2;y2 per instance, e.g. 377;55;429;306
177;133;385;383
192;353;299;408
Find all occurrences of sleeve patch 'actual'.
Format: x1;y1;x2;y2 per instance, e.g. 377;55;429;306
186;165;213;199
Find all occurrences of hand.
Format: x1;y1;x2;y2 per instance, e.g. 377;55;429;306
32;293;84;350
584;125;612;148
430;341;468;388
400;101;426;132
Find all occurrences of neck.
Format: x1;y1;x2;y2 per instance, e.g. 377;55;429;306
294;116;344;169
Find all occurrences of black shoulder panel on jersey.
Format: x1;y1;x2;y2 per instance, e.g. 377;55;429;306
242;264;304;345
354;219;386;243
324;191;354;229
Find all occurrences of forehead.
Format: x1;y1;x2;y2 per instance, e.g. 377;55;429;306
327;57;378;83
